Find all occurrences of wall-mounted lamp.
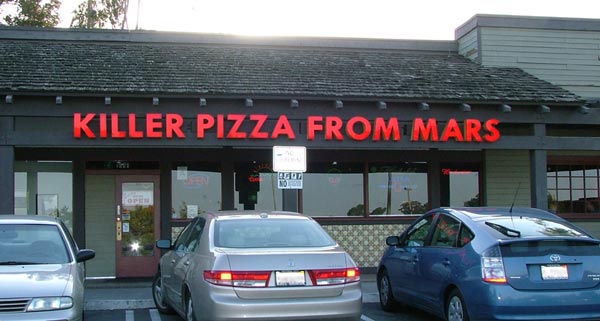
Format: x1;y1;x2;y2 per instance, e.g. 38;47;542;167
290;99;299;108
104;97;112;105
578;105;590;114
537;105;551;113
5;95;13;104
418;102;430;111
377;101;387;110
55;96;63;105
245;98;253;108
199;98;207;107
500;104;512;113
334;100;343;109
460;103;471;112
152;97;159;106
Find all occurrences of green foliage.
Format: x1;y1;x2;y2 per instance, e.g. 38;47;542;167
70;0;129;29
2;0;61;27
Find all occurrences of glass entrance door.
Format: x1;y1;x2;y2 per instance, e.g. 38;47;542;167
115;175;160;277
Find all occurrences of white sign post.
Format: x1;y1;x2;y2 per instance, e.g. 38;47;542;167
273;146;306;189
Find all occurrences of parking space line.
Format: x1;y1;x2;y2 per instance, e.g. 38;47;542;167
126;310;134;321
361;314;376;321
149;309;162;321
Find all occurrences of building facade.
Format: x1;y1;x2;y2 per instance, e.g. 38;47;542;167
1;14;599;277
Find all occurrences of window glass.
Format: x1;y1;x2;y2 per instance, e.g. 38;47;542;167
234;162;282;211
403;214;434;247
302;162;363;216
13;161;73;231
443;164;480;207
368;162;428;215
548;163;600;214
0;224;69;264
431;215;460;247
214;218;335;248
183;218;206;252
458;225;474;247
172;163;221;219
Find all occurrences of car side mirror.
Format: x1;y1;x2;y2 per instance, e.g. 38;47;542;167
156;239;172;249
386;236;400;246
76;249;96;262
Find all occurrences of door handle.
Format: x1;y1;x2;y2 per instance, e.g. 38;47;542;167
170;259;176;264
412;255;419;263
443;259;451;266
184;261;190;266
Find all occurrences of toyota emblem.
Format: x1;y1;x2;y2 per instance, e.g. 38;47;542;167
549;254;561;263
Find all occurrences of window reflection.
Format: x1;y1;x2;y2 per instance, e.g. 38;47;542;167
13;161;73;231
171;163;221;219
547;163;600;214
368;163;428;215
302;162;363;217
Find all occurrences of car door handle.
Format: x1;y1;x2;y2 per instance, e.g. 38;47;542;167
443;259;451;266
412;256;419;263
170;259;176;264
184;261;190;266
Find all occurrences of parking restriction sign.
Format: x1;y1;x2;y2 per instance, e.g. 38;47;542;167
277;172;303;189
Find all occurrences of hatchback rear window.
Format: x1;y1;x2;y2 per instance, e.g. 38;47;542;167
484;217;587;238
214;219;336;248
501;240;600;257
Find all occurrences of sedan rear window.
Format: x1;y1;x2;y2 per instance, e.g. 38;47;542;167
214;219;336;248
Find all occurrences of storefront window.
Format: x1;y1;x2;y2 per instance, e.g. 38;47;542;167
368;162;428;215
234;162;282;211
171;163;221;219
547;164;599;214
14;161;73;231
442;164;480;207
302;162;364;216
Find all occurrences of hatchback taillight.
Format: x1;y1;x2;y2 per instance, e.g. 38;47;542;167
481;246;507;283
204;270;271;287
309;268;361;286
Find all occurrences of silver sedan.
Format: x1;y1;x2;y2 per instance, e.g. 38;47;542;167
153;210;362;321
0;215;95;321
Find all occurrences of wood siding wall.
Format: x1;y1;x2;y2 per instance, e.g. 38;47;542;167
484;150;531;206
458;28;479;62
477;27;600;100
85;175;116;278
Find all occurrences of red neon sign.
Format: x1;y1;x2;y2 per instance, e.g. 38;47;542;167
74;113;501;143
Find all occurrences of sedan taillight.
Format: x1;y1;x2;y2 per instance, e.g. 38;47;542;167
481;246;507;284
204;270;271;287
309;268;361;286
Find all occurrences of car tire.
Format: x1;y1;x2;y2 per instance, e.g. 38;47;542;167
378;270;399;312
185;291;198;321
152;272;174;314
446;288;470;321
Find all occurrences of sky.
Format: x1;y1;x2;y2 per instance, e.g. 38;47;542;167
54;0;600;40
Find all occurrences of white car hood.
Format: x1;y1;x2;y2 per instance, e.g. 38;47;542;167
0;264;73;298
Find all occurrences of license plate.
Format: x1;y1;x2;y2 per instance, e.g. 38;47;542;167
541;264;569;280
276;271;306;286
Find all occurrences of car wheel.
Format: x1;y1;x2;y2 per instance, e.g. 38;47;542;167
185;292;199;321
446;289;470;321
378;270;399;312
152;272;174;314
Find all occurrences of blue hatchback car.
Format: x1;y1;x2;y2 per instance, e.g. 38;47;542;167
377;207;600;321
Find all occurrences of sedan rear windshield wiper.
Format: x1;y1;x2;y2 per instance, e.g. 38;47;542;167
0;261;39;265
485;222;521;238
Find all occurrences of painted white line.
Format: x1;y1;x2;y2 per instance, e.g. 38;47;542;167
150;309;162;321
126;310;134;321
361;314;376;321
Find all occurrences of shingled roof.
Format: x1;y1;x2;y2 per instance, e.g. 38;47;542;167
0;28;583;105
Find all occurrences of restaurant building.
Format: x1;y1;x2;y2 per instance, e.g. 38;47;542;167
0;14;598;277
